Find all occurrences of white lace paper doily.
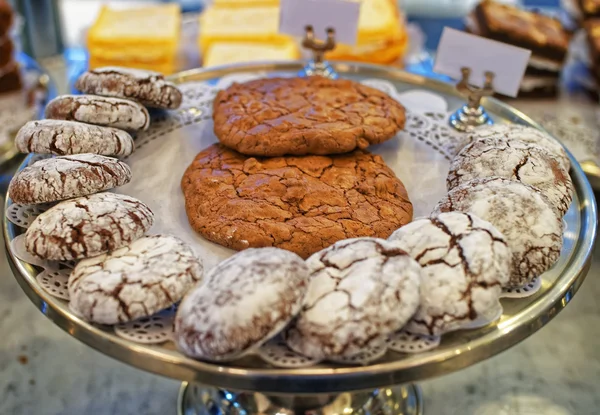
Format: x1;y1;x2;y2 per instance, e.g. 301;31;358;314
5;73;575;367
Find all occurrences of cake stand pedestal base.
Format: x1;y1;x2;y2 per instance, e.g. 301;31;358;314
178;383;423;415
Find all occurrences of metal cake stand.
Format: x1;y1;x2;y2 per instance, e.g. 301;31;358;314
4;62;598;415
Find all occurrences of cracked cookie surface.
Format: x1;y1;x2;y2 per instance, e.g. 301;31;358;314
212;76;406;156
434;177;563;288
69;235;202;325
181;144;413;259
45;95;150;131
15;120;134;157
25;192;154;261
75;67;182;109
388;212;510;336
175;247;309;361
9;154;132;204
466;124;570;171
285;238;422;360
447;137;573;216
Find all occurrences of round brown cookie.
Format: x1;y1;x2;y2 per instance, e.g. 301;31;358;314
16;120;134;156
447;137;573;216
433;177;563;288
25;192;154;261
467;124;570;171
285;238;422;360
212;76;406;156
181;144;413;259
75;67;182;110
45;95;150;131
175;247;309;361
388;212;510;336
9;154;132;204
69;235;202;324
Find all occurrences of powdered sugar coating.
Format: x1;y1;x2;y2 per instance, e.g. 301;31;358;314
388;212;510;336
8;154;132;204
75;67;182;109
448;138;573;216
467;124;570;171
45;95;150;131
69;235;202;325
175;248;309;362
25;193;154;261
15;120;134;156
434;177;563;287
285;238;422;360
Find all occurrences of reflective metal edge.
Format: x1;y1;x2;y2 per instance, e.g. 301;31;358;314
4;61;598;395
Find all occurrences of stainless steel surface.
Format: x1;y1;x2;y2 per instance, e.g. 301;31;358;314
3;61;597;395
177;383;423;415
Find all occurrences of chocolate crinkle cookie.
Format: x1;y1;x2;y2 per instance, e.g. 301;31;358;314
389;212;510;336
433;177;563;288
285;238;422;360
175;248;309;362
8;154;132;205
447;136;573;216
465;124;570;171
15;120;134;157
212;76;406;156
69;235;202;325
45;95;150;131
25;192;154;261
75;66;182;110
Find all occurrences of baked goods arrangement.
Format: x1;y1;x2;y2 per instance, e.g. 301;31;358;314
6;66;575;367
0;0;21;95
199;0;408;67
465;0;570;98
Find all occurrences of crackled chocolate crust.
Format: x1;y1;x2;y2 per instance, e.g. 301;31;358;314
25;193;154;261
69;235;202;325
9;154;132;204
447;137;573;216
16;120;134;157
389;212;510;336
175;248;309;361
473;0;569;62
75;67;182;110
45;95;150;131
434;177;563;287
181;144;413;259
285;238;422;359
212;76;406;157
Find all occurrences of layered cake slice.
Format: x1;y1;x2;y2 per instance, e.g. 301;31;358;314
466;0;569;97
0;0;21;94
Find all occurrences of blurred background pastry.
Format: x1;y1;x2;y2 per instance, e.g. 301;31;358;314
0;0;20;95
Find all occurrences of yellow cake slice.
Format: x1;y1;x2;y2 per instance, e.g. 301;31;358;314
199;6;291;53
213;0;280;7
204;40;299;67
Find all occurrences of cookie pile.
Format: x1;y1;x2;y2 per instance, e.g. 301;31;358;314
435;124;572;288
182;76;412;259
9;67;202;326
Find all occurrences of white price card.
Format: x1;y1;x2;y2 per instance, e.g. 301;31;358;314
434;27;531;97
279;0;361;45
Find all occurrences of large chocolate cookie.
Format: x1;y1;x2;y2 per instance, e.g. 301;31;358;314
213;76;406;156
175;247;309;361
75;67;182;109
26;193;153;261
447;137;573;216
45;95;150;131
16;120;134;157
181;144;413;258
389;212;510;336
285;238;422;360
69;235;202;325
9;154;132;204
433;177;563;288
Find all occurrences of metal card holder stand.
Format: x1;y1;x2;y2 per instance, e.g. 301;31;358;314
449;67;495;132
298;25;339;79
